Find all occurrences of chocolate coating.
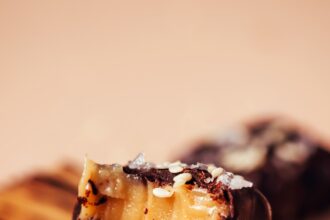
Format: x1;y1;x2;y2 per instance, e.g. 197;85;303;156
179;117;330;220
72;201;82;220
230;188;272;220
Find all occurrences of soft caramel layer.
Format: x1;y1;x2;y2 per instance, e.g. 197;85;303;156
77;160;230;220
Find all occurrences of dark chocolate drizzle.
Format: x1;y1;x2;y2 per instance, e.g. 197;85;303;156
123;166;220;189
118;166;270;219
123;166;176;185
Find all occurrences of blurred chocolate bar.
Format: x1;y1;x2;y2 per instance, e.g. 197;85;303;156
0;164;81;220
179;117;330;220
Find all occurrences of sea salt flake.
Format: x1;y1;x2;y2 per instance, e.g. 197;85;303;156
229;175;253;190
128;153;146;169
216;172;233;186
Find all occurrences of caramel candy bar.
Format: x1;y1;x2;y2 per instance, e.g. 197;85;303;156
179;117;330;220
73;154;271;220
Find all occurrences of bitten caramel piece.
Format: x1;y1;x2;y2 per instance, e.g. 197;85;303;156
73;154;271;220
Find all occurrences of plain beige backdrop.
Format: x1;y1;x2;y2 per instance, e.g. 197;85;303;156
1;0;330;184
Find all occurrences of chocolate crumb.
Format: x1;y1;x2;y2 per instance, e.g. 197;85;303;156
85;190;91;197
123;166;175;186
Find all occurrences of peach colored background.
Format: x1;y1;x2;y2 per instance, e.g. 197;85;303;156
1;1;330;184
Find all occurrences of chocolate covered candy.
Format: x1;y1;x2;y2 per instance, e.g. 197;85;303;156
73;154;271;220
179;117;330;220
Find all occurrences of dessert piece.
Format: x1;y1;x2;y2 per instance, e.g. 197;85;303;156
179;117;330;220
0;164;80;220
73;154;271;220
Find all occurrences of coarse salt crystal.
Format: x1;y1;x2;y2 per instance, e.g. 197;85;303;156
229;175;253;190
128;153;146;169
194;163;208;170
216;172;233;186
